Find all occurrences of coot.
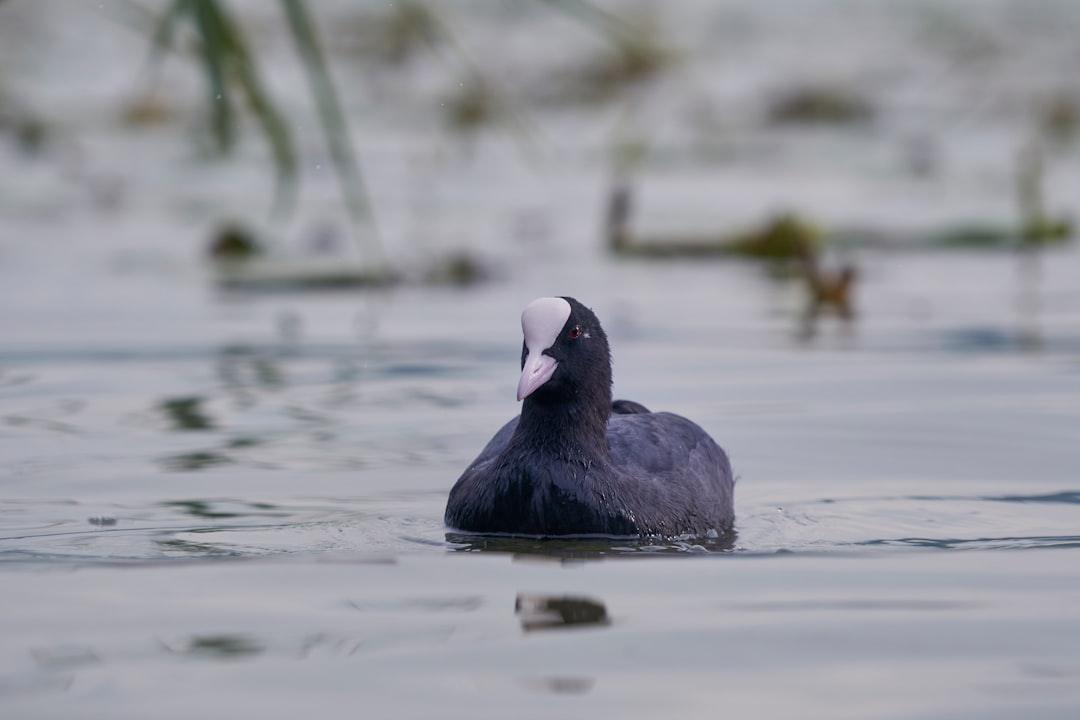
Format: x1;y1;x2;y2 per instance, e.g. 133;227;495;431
444;296;734;538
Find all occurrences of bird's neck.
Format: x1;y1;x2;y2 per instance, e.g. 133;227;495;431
515;390;611;460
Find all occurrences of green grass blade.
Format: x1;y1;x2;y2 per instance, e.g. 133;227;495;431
190;0;236;152
281;0;383;265
200;0;298;218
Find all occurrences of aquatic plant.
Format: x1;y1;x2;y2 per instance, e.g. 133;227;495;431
149;0;383;267
937;127;1076;250
729;213;824;260
606;182;824;261
1015;128;1073;247
150;0;298;217
282;0;383;265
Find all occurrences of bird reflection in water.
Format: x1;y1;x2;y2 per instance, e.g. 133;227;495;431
515;593;610;632
512;594;608;695
444;532;737;557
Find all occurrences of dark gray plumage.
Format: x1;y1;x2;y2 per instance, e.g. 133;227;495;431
444;297;734;538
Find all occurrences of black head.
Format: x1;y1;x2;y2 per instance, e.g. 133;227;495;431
516;296;612;407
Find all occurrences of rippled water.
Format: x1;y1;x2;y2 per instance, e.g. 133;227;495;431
4;250;1079;717
4;251;1077;558
4;1;1080;717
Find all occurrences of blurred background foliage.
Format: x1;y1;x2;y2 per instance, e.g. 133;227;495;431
0;0;1076;291
125;0;704;285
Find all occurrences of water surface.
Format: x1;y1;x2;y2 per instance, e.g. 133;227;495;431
3;2;1080;717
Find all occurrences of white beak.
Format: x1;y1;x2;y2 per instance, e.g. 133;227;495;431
517;351;558;401
517;297;571;401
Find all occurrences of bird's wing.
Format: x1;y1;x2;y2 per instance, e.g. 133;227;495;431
605;411;734;535
607;411;729;481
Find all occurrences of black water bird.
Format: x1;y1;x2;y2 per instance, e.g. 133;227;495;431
445;297;734;538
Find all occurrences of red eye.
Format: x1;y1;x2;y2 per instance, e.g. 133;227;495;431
568;326;581;339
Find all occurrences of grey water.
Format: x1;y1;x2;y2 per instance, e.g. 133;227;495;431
3;1;1080;718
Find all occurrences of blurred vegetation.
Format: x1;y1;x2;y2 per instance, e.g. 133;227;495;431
798;241;857;318
281;0;382;263
151;0;298;217
423;251;491;287
559;12;676;104
607;181;823;261
208;222;264;260
931;111;1075;250
5;0;1072;287
341;0;444;65
1015;137;1073;247
150;0;382;266
766;85;874;126
0;86;50;156
135;0;688;286
1039;94;1080;145
442;74;504;136
729;214;824;260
